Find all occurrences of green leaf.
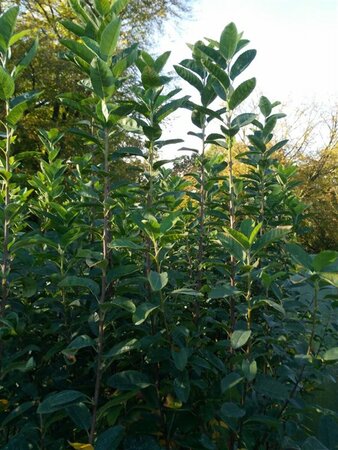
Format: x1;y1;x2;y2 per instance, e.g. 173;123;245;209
61;39;95;64
230;49;257;79
209;285;240;299
286;243;313;270
111;0;129;15
132;303;159;325
221;373;243;392
301;437;329;450
59;276;100;296
37;390;87;414
94;0;111;15
95;426;124;450
252;226;291;254
253;299;285;315
242;359;257;382
154;51;171;72
259;96;272;117
255;376;289;400
231;330;251;349
66;403;91;430
60;19;86;37
108;371;151;391
231;113;256;129
148;271;168;292
67;335;95;351
224;227;250;249
154;96;189;122
220;402;245;418
1;401;34;427
174;65;203;92
174;373;190;403
218;233;247;262
0;67;15;100
141;65;162;88
172;347;189;371
0;6;19;50
313;250;337;272
100;17;121;60
248;222;262;245
203;59;230;91
323;347;338;361
219;22;239;59
171;288;203;297
320;272;338;287
228;77;256;110
13;38;38;78
90;57;116;99
9;29;30;46
104;339;138;358
109;238;144;250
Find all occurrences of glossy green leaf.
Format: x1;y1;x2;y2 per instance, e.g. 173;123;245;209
90;57;116;99
59;276;100;296
209;285;240;299
132;303;159;325
323;347;338;361
100;17;121;60
203;59;230;91
286;243;313;270
174;65;203;92
219;22;238;59
0;67;15;99
230;49;257;79
220;402;245;418
95;426;124;450
231;330;251;349
13;38;38;78
313;250;337;272
259;95;272;117
111;0;129;14
66;403;91;430
242;359;257;382
0;6;19;50
67;335;95;350
172;347;189;371
221;372;243;392
37;390;87;414
108;371;151;391
255;376;289;400
148;271;168;291
228;77;256;110
301;437;329;450
104;339;138;358
252;226;291;254
231;113;256;129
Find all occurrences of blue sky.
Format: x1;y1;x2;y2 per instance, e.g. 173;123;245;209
155;0;338;156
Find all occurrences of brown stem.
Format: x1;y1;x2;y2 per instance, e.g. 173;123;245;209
196;122;207;318
307;281;319;356
1;106;12;318
89;126;110;444
227;134;237;331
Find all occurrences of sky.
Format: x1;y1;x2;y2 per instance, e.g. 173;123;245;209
155;0;338;157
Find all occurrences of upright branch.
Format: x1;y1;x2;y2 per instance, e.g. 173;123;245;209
58;0;139;442
0;6;39;316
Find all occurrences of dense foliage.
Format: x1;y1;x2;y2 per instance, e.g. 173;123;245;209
0;1;337;449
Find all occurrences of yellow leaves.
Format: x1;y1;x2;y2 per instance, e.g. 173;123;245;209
69;443;93;450
163;394;182;409
0;399;9;411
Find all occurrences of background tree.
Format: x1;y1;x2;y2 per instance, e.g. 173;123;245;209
0;0;192;155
